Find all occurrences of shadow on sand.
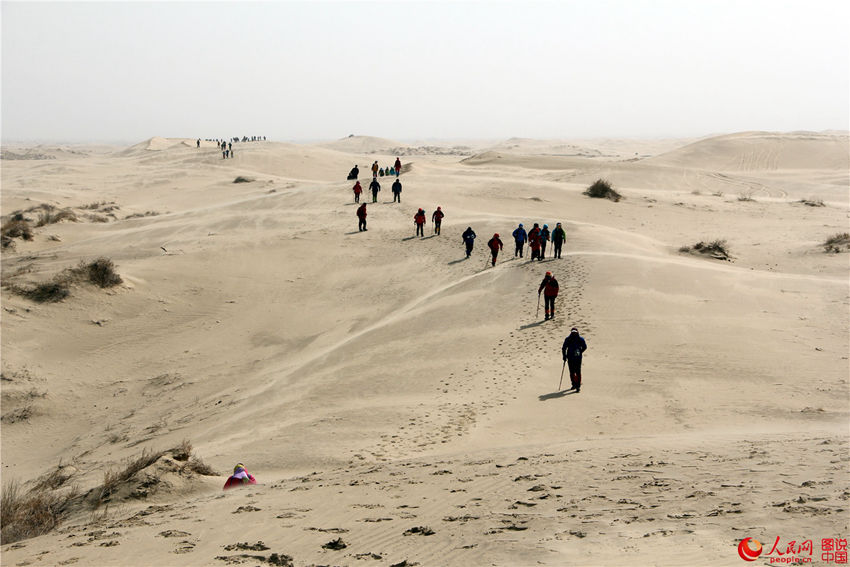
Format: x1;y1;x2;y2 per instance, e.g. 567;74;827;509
519;321;545;330
447;257;469;265
538;390;576;401
345;230;366;235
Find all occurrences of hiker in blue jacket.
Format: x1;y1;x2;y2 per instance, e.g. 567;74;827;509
512;223;527;258
562;328;588;392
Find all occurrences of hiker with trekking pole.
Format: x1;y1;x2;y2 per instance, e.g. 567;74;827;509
432;207;444;235
487;233;503;267
562;327;587;392
538;271;559;321
414;208;426;237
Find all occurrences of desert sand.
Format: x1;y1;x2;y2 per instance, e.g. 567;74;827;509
1;131;848;566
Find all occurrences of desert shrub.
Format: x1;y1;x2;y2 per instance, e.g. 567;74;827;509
824;233;850;253
99;449;165;502
1;219;34;241
13;281;71;303
738;194;755;202
233;176;255;183
87;214;110;223
124;211;159;220
680;240;730;261
79;257;123;288
36;208;77;227
186;456;218;476
1;480;79;545
799;199;825;207
583;179;621;202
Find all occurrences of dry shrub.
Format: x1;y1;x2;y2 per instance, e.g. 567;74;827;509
824;233;850;253
1;480;79;545
233;176;255;183
583;179;621;202
124;211;159;220
36;208;77;227
1;219;34;241
77;257;123;288
680;240;730;261
799;199;825;207
12;281;71;303
99;449;165;502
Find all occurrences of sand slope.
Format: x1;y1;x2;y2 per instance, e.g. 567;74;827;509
1;133;848;566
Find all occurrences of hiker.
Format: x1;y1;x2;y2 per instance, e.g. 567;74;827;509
348;165;359;180
228;142;232;152
528;223;542;261
352;180;362;203
414;208;426;237
552;222;566;259
391;178;402;202
512;223;528;257
487;233;503;266
562;328;588;392
222;149;227;159
371;161;379;178
538;271;559;320
394;157;402;176
196;138;200;148
223;463;257;490
369;178;381;203
389;167;395;176
432;206;444;235
540;224;550;259
356;203;368;231
462;227;476;258
379;167;385;177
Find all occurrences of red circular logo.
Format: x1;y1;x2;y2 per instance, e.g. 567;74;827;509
738;538;763;561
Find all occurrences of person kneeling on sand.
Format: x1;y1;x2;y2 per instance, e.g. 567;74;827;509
223;463;257;490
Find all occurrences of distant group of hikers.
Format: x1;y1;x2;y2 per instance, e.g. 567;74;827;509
195;136;266;158
348;157;403;182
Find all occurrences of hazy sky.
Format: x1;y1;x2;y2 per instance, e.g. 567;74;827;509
2;0;848;143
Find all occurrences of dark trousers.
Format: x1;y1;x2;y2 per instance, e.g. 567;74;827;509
541;242;547;258
490;250;499;266
416;223;424;236
544;295;555;318
465;241;474;257
393;192;400;202
372;192;378;203
354;193;360;203
434;221;441;235
531;246;541;260
568;358;582;390
358;218;366;231
515;241;524;257
554;241;563;258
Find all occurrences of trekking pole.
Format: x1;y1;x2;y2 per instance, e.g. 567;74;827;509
558;360;566;391
536;293;541;318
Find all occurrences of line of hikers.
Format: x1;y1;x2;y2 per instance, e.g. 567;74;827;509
510;222;566;260
349;158;402;181
352;177;403;203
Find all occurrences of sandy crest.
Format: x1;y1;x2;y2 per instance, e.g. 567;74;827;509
1;133;848;566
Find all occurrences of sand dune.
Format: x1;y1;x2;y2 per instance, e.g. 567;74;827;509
1;132;848;566
648;130;850;171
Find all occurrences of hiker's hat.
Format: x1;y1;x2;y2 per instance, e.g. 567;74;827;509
519;223;524;228
570;327;578;333
546;271;551;276
543;224;548;228
234;463;245;472
494;233;499;237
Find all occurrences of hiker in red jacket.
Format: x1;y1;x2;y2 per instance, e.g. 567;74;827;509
431;206;444;235
356;203;367;231
538;271;560;320
528;223;542;261
487;233;503;266
414;208;426;237
352;181;362;203
394;157;402;176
